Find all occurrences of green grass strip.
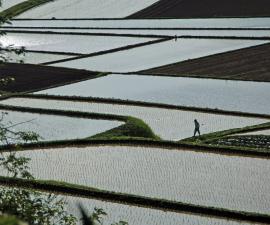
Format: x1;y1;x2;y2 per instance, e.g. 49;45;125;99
90;117;160;140
0;103;269;157
0;104;159;140
0;176;270;223
0;216;23;225
0;0;52;19
182;122;270;144
1;138;270;158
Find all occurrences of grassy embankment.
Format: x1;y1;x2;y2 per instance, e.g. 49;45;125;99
0;104;159;141
90;117;160;140
182;122;270;150
1;95;269;156
0;216;24;225
0;176;270;224
0;0;52;19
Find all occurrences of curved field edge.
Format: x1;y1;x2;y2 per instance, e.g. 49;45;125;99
1;139;270;159
4;94;270;119
0;0;53;19
0;104;159;140
1;95;269;155
0;176;269;224
90;117;160;140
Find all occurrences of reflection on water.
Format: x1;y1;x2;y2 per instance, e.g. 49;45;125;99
38;74;270;114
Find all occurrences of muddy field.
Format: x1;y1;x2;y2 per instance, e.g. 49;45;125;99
0;63;99;92
128;0;270;18
141;43;270;82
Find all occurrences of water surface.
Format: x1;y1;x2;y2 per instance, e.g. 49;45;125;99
38;74;270;114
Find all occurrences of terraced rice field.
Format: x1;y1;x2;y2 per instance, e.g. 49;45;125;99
63;195;260;225
1;97;268;140
8;18;270;28
0;110;122;142
38;74;270;114
4;51;72;64
1;2;270;222
5;145;270;214
1;33;153;54
17;0;160;18
6;28;269;38
49;39;266;72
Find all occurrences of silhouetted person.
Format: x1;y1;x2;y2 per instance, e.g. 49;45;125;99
193;119;200;137
174;35;178;41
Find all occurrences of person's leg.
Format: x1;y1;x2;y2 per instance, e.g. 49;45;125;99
198;129;201;136
193;129;196;137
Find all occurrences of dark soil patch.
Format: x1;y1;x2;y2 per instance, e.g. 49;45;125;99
140;43;270;82
128;0;270;18
0;63;100;93
211;135;270;150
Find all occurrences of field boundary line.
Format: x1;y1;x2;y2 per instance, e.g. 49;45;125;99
1;136;270;158
6;94;270;119
2;29;270;40
0;176;270;224
41;37;172;65
0;48;83;56
4;26;270;31
1;29;171;38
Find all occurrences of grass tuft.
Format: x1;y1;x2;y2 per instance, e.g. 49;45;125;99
90;117;160;140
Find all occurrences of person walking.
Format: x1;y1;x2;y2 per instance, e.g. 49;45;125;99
193;119;201;137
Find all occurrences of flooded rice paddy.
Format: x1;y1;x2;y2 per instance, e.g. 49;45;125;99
235;129;270;136
38;74;270;114
17;0;159;19
1;97;268;140
0;110;122;142
9;18;270;29
3;28;269;38
4;51;72;64
62;195;260;225
4;145;270;214
50;39;266;72
1;33;153;54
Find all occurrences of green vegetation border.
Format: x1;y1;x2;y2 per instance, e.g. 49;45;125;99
0;176;270;224
0;104;159;140
1;138;270;158
0;215;24;225
183;122;270;144
0;0;53;19
1;95;269;156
